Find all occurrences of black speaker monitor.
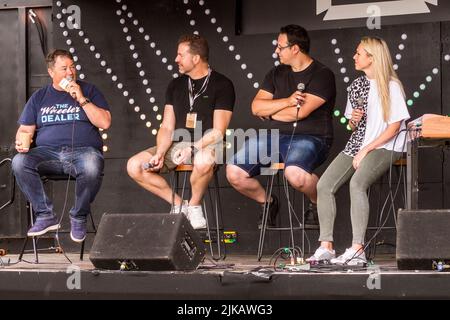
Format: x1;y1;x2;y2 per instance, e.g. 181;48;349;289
397;209;450;270
89;213;206;271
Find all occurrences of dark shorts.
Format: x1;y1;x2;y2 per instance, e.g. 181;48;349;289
229;133;331;177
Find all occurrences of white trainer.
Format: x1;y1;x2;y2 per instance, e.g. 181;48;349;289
170;200;188;215
306;247;336;263
331;247;367;266
187;205;207;230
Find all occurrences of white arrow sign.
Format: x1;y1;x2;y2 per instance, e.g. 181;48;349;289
317;0;438;21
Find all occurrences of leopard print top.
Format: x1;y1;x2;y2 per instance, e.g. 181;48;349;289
343;76;371;157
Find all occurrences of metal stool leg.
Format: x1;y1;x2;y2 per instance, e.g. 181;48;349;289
257;173;276;261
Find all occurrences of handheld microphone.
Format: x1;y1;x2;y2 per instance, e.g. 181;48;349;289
142;162;154;170
356;97;364;110
59;76;73;92
296;83;305;109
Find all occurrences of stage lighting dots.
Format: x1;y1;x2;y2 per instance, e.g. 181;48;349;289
112;75;118;81
340;67;346;74
121;4;127;10
241;64;247;70
247;73;253;79
153;106;158;112
133;20;138;26
347;125;352;131
173;73;179;78
116;10;121;16
95;53;101;59
167;65;173;70
69;47;75;53
106;68;112;74
229;45;234;51
433;68;439;74
156;50;161;56
139;71;145;77
331;39;337;45
66;39;72;45
235;54;241;60
142;79;148;85
139;27;144;33
420;84;426;90
119;19;125;24
79;74;85;79
186;9;192;15
407;99;414;106
396;54;402;60
193;31;199;35
340;117;347;124
62;8;67;14
222;36;228;42
413;91;420;98
146;122;151;128
102;133;108;140
133;53;139;59
123;91;129;97
60;22;65;28
56;13;62;20
156;114;162;121
134;106;140;112
150;42;156;48
117;82;123;89
334;110;340;117
401;34;407;40
76;65;81;71
56;1;62;7
152;129;158;135
445;54;450;62
183;0;188;4
103;146;108;152
127;12;133;18
344;77;349;83
226;129;232;136
90;45;96;52
73;56;78;62
338;58;343;64
217;27;222;33
205;9;211;15
100;60;106;67
253;82;259;89
62;30;68;37
146;88;152;94
334;48;340;54
78;30;84;36
149;97;156;103
274;61;280;66
190;20;195;26
123;27;128;33
144;35;150;41
162;57;167;63
211;18;216;24
426;76;432;82
399;44;405;50
129;98;135;105
199;0;205;5
140;114;146;120
393;64;399;70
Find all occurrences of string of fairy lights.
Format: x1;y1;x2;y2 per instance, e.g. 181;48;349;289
54;0;450;141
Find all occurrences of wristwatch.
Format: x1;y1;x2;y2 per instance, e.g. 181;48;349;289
79;98;91;107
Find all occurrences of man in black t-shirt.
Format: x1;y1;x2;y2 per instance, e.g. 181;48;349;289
127;34;235;230
227;25;336;228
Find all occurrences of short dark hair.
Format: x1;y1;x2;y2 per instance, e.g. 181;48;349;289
280;24;310;54
46;49;74;69
178;34;209;62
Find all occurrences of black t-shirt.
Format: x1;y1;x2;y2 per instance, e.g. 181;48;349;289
165;70;235;141
261;60;336;139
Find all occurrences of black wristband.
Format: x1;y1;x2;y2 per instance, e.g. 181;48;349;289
190;145;199;156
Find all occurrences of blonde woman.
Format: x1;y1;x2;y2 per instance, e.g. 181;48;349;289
307;37;410;265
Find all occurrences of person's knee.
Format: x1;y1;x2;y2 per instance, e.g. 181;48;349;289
316;177;329;196
349;177;367;194
79;152;103;180
284;167;306;189
11;153;27;175
193;160;214;177
226;165;246;187
127;156;142;179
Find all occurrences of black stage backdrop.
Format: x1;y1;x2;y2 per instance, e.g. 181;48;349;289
0;0;449;254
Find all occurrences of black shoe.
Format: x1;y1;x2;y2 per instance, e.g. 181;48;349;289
304;202;319;229
258;195;279;229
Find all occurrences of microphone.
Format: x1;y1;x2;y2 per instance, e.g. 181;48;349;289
142;162;154;170
296;83;305;109
356;97;364;110
59;76;73;92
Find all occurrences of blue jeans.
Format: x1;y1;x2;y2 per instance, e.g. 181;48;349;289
230;133;331;176
12;146;104;222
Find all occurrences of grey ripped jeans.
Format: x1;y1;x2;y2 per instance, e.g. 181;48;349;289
316;148;402;245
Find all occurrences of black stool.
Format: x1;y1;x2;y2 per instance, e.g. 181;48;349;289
171;164;226;260
257;163;308;261
1;157;15;258
18;174;97;263
366;157;406;259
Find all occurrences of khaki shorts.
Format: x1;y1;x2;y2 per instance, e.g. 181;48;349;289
145;141;223;173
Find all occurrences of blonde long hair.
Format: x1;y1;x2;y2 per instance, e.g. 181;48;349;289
360;37;405;122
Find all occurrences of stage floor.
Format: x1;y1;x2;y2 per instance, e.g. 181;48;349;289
1;252;450;299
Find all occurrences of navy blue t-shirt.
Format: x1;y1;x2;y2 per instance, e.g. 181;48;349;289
18;81;110;151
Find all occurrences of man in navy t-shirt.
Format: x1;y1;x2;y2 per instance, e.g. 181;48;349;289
12;49;111;242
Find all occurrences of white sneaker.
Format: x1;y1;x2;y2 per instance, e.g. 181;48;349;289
306;247;336;263
187;205;207;230
170;200;188;215
331;247;367;266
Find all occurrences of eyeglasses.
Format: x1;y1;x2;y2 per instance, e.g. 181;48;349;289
276;44;292;51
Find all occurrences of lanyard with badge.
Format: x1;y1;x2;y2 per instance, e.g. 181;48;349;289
186;67;211;129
